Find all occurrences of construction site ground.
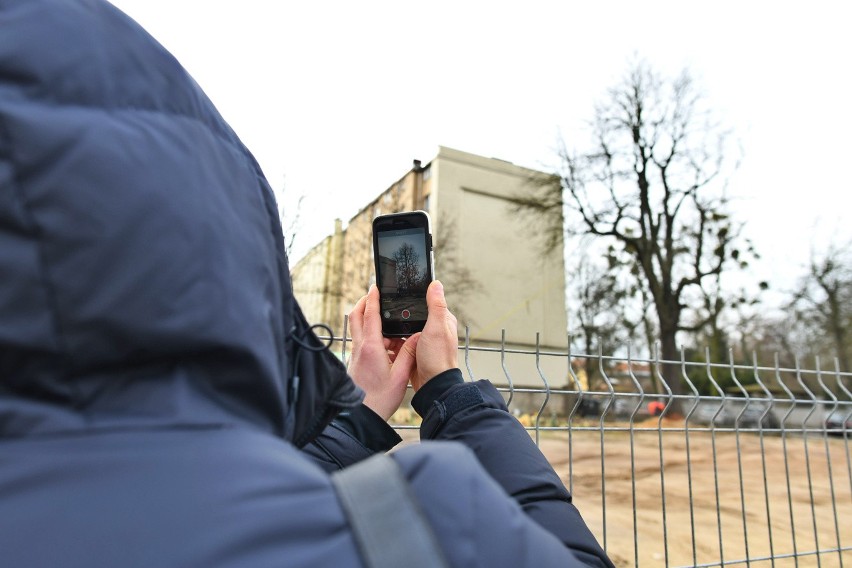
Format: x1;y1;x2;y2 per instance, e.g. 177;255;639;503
398;418;852;567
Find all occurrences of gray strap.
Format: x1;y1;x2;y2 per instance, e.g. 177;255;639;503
331;454;449;568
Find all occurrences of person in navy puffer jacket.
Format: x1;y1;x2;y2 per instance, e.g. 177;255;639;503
0;1;613;566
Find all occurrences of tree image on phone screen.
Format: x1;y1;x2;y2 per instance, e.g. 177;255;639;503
373;212;433;336
377;228;428;319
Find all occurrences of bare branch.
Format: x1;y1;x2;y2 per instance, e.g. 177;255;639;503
512;60;749;399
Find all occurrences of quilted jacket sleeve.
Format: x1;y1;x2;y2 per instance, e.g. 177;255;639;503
411;369;614;568
302;404;402;472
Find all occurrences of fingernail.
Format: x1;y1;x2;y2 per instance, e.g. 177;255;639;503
433;280;443;292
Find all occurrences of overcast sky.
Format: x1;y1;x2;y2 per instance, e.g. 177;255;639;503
109;1;851;311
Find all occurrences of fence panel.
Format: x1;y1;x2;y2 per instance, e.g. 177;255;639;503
327;325;852;567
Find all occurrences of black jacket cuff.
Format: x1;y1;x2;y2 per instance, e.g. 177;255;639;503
334;403;402;453
411;368;465;417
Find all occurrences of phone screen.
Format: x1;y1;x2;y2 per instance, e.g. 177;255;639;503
373;212;433;337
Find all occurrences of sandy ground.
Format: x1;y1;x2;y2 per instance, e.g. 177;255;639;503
399;420;852;567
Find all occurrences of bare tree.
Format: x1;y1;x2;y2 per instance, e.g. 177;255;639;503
515;61;747;402
569;253;632;389
392;242;424;294
277;182;306;260
789;242;852;371
690;270;766;360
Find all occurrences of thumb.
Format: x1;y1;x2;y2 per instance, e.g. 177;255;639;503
392;333;420;379
426;280;448;315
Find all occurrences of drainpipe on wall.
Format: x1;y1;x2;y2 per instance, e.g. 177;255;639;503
412;159;423;210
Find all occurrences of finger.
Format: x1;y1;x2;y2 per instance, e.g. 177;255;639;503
426;280;456;334
349;293;368;344
362;284;383;337
392;333;420;383
423;282;458;368
384;337;405;363
426;280;449;314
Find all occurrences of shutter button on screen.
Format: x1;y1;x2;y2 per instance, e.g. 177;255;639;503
401;309;411;320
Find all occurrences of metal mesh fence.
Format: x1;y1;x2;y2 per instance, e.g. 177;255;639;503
327;325;852;568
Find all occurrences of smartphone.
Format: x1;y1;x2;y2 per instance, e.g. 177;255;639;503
372;211;434;337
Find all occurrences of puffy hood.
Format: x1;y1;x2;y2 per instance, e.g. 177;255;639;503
0;0;362;444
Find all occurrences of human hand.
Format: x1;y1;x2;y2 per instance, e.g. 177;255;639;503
346;285;418;421
410;280;459;392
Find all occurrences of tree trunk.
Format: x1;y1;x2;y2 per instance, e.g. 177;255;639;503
659;322;684;416
827;292;850;372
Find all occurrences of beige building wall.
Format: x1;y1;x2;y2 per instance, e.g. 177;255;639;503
338;162;429;323
290;236;330;325
290;147;569;388
430;147;569;388
290;219;345;331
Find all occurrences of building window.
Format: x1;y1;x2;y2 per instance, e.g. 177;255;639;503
422;166;431;181
423;194;431;212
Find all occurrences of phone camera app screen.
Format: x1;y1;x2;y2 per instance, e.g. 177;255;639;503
376;228;428;323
